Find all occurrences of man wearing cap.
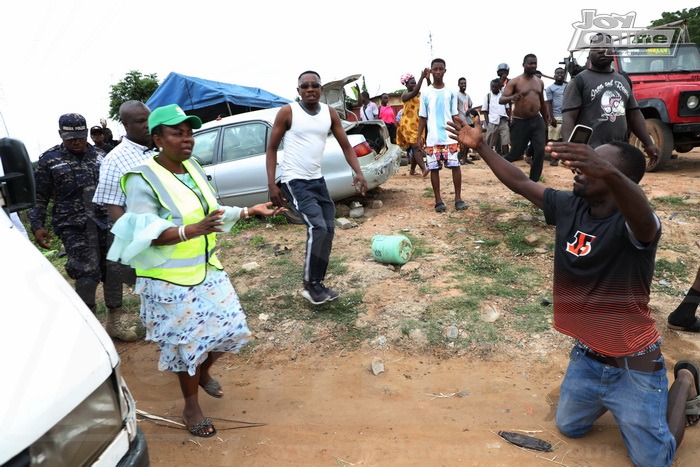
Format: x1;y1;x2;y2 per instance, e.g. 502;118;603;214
29;113;120;326
90;125;115;154
497;63;510;88
93;100;155;342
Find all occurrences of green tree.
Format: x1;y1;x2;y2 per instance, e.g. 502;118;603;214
108;71;160;121
649;7;700;44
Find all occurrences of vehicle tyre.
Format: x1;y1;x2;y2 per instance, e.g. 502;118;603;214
629;118;672;172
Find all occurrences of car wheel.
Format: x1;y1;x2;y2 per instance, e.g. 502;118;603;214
629;118;672;172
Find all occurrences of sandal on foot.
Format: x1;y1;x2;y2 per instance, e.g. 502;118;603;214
685;396;700;416
200;379;224;398
675;360;700;395
187;417;217;438
674;360;700;424
434;202;446;213
668;317;700;333
454;200;468;211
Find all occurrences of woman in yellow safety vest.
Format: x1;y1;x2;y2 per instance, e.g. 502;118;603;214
108;104;284;438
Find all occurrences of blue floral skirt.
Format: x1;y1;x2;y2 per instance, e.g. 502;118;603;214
135;266;251;376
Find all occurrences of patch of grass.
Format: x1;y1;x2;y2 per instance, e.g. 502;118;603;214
418;284;439;294
234;246;371;348
422;187;434;198
456;251;539;289
420;297;501;348
653;195;687;207
237;338;261;358
311;291;373;346
508;199;532;209
655;258;690;282
265;214;289;225
455;280;530;300
328;255;349;276
217;237;236;249
231;216;264;236
476;203;507;213
401;231;433;258
478;239;501;248
495;223;537;255
400;319;422;336
511;302;552;332
249;235;266;248
404;249;549;349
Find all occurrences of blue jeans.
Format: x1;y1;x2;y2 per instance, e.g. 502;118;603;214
281;177;335;284
556;346;676;467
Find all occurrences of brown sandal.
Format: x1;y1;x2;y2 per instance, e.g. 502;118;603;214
200;378;224;398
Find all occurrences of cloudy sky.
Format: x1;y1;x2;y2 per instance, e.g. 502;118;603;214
0;0;696;161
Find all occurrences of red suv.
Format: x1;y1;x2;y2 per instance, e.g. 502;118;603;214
613;42;700;171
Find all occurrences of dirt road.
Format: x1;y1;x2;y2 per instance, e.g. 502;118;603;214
119;150;700;466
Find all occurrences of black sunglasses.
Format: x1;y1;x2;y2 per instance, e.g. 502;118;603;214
299;82;321;90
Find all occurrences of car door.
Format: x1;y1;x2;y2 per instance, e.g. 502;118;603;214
193;121;273;208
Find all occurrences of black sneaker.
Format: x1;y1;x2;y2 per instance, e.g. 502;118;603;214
320;283;339;301
301;282;329;305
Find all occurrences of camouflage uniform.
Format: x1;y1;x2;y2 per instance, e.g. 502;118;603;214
28;142;120;311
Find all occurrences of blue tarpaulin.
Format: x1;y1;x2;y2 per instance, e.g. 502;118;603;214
146;72;291;123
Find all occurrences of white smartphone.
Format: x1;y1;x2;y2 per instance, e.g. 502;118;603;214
568;124;593;144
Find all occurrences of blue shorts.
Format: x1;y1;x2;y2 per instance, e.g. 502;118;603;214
425;144;460;170
555;345;676;467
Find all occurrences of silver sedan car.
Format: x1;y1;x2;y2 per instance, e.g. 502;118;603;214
191;75;401;223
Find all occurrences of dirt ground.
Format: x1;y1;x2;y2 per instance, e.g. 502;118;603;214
118;148;700;466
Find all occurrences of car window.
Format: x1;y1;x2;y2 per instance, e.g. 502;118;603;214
221;122;270;162
192;130;218;166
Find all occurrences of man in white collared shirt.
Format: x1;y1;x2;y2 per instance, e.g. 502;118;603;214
93;100;155;342
482;79;511;156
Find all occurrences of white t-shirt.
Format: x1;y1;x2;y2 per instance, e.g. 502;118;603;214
482;91;509;125
360;102;378;121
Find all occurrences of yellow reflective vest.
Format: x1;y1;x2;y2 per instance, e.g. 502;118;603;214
122;156;223;285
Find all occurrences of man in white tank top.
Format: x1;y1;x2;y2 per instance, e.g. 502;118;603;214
266;70;367;305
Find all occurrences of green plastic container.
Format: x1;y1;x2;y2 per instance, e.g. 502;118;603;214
371;235;413;265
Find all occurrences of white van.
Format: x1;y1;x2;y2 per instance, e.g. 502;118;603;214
0;138;149;466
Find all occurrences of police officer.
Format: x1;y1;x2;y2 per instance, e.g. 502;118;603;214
28;114;125;334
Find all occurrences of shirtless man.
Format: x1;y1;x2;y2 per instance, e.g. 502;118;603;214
500;53;551;182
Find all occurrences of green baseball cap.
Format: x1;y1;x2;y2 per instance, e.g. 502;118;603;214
148;104;202;133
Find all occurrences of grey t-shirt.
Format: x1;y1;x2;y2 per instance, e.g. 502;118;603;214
562;69;638;148
545;82;566;117
457;91;474;125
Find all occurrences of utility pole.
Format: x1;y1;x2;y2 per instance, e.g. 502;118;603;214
428;31;434;59
0;110;9;137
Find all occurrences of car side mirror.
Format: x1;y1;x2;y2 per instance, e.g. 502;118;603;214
0;138;35;213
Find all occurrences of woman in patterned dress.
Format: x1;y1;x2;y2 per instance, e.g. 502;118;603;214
396;69;431;177
108;104;284;437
